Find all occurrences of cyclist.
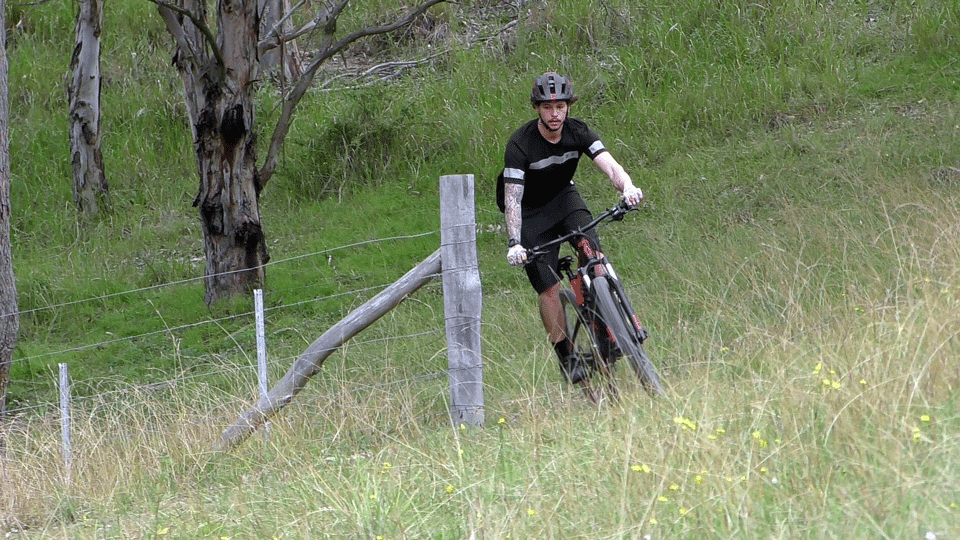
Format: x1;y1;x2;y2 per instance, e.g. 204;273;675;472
502;71;644;385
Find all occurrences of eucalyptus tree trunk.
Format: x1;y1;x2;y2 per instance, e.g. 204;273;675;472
0;0;21;414
259;0;302;83
159;0;269;305
68;0;109;217
155;0;446;304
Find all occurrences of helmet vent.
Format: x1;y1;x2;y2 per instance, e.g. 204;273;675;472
531;72;575;103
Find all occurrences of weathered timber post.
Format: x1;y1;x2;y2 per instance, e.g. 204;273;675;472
218;174;485;451
218;250;442;451
439;174;484;426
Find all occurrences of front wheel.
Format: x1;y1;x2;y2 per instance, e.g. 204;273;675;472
591;276;664;397
559;288;618;402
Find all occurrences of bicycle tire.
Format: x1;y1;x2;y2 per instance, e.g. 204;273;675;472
559;289;617;402
591;276;664;397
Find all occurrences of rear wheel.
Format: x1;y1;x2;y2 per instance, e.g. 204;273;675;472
592;276;663;397
559;288;618;403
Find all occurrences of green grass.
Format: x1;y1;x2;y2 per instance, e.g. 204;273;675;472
3;0;960;537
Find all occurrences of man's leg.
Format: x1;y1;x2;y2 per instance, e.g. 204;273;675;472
540;282;586;383
539;282;566;343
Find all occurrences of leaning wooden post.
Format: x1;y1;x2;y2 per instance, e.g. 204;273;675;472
439;174;484;427
218;250;442;451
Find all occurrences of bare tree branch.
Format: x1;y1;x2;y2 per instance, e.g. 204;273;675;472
318;48;450;90
258;0;449;186
217;249;442;451
258;0;343;57
151;0;226;74
316;17;515;91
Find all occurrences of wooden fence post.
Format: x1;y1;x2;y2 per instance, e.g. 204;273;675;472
218;250;442;451
218;174;485;451
439;174;484;426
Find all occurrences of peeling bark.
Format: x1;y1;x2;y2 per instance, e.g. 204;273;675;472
161;0;269;304
259;0;302;83
68;0;109;217
0;0;20;414
154;0;448;303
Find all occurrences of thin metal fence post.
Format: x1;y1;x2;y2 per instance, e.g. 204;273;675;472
255;289;268;397
254;289;271;438
58;363;71;483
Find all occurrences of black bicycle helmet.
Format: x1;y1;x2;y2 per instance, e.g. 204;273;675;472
531;72;576;103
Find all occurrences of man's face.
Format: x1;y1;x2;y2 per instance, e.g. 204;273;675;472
536;100;569;132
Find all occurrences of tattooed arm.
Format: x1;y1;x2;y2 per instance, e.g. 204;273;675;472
505;183;523;244
505;182;527;266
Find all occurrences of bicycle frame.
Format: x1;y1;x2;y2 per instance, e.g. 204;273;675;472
526;200;646;348
526;200;635;313
553;237;648;359
525;201;661;397
525;201;633;263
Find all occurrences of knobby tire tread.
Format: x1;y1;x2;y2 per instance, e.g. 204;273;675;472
591;276;663;397
559;289;617;403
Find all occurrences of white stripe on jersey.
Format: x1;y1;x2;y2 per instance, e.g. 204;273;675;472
589;140;606;155
504;167;525;181
529;151;580;170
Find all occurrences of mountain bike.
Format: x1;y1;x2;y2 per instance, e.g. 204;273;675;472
526;201;664;402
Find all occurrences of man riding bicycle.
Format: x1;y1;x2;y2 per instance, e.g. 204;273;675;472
502;72;644;384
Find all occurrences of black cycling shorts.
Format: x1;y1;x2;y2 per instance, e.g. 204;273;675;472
522;208;601;294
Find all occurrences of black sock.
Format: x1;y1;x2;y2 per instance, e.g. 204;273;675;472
553;339;573;361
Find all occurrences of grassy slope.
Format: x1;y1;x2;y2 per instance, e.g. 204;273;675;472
4;0;960;537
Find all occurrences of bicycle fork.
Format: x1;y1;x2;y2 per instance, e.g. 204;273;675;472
561;241;649;346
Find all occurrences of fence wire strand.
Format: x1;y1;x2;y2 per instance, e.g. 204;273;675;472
8;231;439;319
3;231;456;418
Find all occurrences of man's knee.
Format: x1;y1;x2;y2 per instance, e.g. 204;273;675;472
539;281;562;300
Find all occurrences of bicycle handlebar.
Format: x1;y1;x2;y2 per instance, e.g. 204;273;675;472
524;200;637;262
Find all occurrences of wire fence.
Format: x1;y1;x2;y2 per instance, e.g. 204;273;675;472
5;173;487;468
4;230;451;419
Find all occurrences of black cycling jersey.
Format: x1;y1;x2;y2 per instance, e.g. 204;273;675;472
502;117;608;217
503;116;608;293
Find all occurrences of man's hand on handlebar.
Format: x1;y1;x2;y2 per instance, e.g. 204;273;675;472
622;185;644;207
507;244;527;266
